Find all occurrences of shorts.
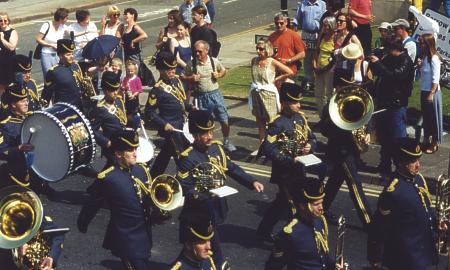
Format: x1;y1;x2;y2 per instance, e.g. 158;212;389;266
195;89;228;123
251;89;278;121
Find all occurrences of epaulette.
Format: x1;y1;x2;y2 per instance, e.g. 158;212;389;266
97;100;105;107
283;218;298;234
387;178;399;192
269;114;281;124
180;146;193;157
0;116;11;124
266;134;277;144
97;166;115;180
170;261;182;270
44;216;53;222
212;140;223;145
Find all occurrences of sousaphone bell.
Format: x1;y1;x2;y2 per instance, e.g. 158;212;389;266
0;186;43;249
329;85;374;131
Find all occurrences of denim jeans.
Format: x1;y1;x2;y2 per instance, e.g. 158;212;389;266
40;52;59;80
377;106;407;171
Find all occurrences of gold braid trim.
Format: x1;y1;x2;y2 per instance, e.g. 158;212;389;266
314;215;329;254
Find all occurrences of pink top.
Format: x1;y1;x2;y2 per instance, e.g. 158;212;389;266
121;75;143;94
350;0;372;25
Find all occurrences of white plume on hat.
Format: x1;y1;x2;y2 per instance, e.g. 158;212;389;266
409;5;439;35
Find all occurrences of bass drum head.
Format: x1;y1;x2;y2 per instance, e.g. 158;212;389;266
21;113;71;182
136;137;154;163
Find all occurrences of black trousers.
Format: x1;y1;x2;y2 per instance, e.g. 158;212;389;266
120;257;151;270
421;91;438;141
150;132;189;178
257;183;296;236
354;23;372;57
324;154;372;230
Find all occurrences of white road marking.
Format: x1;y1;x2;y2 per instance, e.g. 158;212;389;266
223;0;239;3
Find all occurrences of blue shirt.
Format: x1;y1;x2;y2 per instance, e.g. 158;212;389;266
294;0;326;32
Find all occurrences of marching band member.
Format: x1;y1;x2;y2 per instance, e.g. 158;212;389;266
319;102;372;229
265;179;342;270
91;71;127;168
0;84;34;189
144;51;191;178
176;110;264;267
77;129;154;270
169;213;216;270
41;39;84;110
368;137;441;270
256;82;317;242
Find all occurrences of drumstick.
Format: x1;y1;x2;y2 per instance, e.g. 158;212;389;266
136;113;149;140
172;128;184;133
27;127;36;144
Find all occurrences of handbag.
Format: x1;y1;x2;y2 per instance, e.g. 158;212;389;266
33;22;51;60
138;53;156;87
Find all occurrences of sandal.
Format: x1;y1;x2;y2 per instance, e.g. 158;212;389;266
424;144;438;154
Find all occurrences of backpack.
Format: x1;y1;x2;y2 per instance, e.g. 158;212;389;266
403;36;421;64
208;28;221;58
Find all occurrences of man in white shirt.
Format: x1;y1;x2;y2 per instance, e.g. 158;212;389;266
68;9;98;71
391;19;416;63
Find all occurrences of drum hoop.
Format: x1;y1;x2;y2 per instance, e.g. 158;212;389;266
29;110;73;178
56;103;97;169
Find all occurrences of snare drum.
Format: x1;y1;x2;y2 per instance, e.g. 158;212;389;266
21;103;96;182
136;136;154;163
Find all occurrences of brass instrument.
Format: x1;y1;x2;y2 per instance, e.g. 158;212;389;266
133;173;183;212
12;231;50;270
329;85;374;153
329;85;374;131
73;70;97;99
150;174;184;211
335;215;349;270
277;123;309;158
0;186;45;269
192;162;226;193
352;127;369;153
436;174;450;257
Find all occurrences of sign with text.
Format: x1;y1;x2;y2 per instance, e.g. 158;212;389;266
412;8;450;59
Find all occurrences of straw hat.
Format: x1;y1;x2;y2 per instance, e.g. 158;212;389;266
341;43;363;60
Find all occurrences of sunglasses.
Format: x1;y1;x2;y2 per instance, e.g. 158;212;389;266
256;47;265;51
113;13;120;17
195;50;204;53
275;21;285;26
337;19;346;24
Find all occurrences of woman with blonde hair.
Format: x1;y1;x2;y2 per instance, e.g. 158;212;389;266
249;39;293;155
101;6;121;36
419;33;443;153
0;12;18;95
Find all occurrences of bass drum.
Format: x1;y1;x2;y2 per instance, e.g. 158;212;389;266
21;103;96;182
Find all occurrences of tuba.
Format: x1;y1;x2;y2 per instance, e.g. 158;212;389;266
150;174;184;211
0;186;46;269
436;174;450;258
329;85;374;153
192;162;226;193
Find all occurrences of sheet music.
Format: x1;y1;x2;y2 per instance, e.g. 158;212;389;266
210;186;239;197
297;154;322;167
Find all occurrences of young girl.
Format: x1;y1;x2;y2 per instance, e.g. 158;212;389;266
109;57;123;76
121;60;142;129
